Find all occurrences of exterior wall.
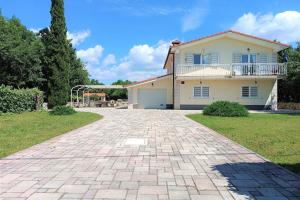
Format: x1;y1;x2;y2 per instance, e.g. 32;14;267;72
174;80;180;109
127;76;173;108
178;37;276;66
179;78;277;109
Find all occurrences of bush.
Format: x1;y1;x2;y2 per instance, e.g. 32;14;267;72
0;85;43;113
203;101;249;117
49;105;77;115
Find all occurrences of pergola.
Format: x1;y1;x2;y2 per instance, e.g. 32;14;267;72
70;85;127;107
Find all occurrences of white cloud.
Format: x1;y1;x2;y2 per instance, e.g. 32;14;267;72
102;54;116;66
232;11;300;43
181;0;209;32
78;40;171;84
67;30;91;46
77;45;104;65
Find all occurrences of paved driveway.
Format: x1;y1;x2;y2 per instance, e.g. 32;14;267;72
1;108;299;200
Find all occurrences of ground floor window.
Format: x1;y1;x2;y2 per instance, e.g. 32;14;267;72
193;86;209;98
242;86;258;97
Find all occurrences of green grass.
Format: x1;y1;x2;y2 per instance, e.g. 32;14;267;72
0;111;102;157
187;113;300;175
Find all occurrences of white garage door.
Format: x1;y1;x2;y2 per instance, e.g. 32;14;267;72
138;89;167;109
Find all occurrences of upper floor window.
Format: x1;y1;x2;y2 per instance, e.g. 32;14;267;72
191;53;218;65
193;54;201;64
202;54;210;64
241;54;256;63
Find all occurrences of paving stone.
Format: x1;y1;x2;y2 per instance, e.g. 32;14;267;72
42;181;64;189
191;194;223;200
58;184;89;193
8;181;37;193
27;193;62;200
139;186;168;195
169;190;190;199
95;189;127;199
193;178;216;191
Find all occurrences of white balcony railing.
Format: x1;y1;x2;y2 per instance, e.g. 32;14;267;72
176;63;287;77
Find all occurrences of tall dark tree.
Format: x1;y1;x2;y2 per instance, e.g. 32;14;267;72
47;0;70;107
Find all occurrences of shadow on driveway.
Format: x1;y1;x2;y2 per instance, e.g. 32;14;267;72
212;162;300;199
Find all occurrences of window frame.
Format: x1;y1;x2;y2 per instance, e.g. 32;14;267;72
193;86;210;98
241;86;258;98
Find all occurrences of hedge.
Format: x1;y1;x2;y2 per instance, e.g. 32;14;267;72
0;85;43;113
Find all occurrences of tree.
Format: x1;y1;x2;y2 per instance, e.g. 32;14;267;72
0;14;44;88
106;80;131;100
47;0;70;108
89;79;104;85
278;44;300;102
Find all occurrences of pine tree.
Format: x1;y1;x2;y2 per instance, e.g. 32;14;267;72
47;0;70;108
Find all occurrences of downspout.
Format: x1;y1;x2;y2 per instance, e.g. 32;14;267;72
171;53;175;109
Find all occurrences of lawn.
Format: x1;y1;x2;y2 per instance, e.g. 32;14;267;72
187;113;300;175
0;111;101;157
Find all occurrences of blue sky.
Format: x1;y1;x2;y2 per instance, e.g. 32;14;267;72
1;0;300;84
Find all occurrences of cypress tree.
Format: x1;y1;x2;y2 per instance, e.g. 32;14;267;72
47;0;70;108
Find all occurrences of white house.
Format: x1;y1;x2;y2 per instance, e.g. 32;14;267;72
127;30;289;110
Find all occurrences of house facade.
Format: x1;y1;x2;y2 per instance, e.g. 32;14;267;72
127;30;289;110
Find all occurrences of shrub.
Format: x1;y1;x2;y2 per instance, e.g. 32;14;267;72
49;105;77;115
0;85;43;113
203;101;249;117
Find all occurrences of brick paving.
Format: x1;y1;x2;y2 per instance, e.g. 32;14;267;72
0;108;299;200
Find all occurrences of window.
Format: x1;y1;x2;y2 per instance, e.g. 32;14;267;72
202;54;209;64
240;54;257;63
193;54;201;64
250;86;258;97
242;86;258;97
194;86;209;98
250;54;256;63
202;87;209;97
241;54;248;63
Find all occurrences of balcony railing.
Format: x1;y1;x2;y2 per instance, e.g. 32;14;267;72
176;63;287;77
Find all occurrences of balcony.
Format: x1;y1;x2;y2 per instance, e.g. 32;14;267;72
176;63;287;78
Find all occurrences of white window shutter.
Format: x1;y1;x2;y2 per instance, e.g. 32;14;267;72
185;53;193;64
232;53;241;63
250;86;258;97
271;53;277;63
194;87;202;97
211;53;219;64
242;86;249;97
202;87;209;97
258;54;268;63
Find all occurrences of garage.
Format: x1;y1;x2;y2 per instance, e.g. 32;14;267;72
137;89;167;109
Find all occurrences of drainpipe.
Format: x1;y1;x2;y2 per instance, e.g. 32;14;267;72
172;53;175;109
170;40;181;110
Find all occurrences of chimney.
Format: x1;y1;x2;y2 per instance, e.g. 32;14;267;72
172;40;181;47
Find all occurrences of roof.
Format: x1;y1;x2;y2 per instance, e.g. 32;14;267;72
127;73;172;88
178;30;290;47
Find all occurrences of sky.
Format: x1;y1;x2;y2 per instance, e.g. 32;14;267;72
1;0;300;84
